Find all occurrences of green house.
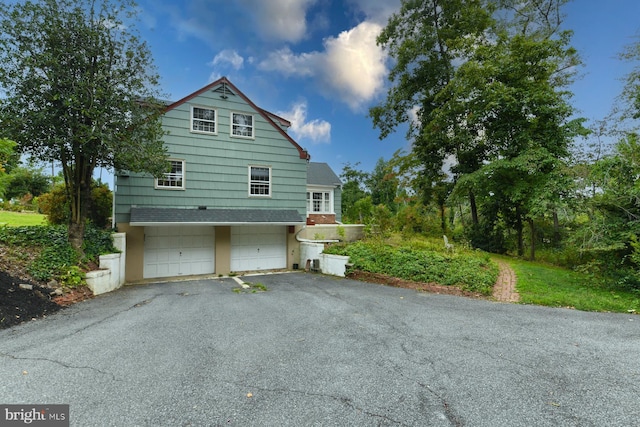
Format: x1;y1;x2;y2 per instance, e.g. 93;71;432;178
115;77;340;281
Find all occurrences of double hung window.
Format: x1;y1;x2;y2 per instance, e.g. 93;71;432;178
156;160;185;189
307;191;332;213
191;106;216;134
231;112;254;138
249;166;270;196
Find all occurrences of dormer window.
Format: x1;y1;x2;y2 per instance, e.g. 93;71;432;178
191;106;216;134
231;112;254;138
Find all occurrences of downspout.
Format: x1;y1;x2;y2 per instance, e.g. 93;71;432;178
111;175;116;229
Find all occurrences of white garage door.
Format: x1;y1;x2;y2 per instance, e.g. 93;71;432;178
144;226;215;279
231;226;286;272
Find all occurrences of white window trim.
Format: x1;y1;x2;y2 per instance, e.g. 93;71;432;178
248;165;271;198
190;105;217;135
230;111;255;139
306;187;334;214
155;159;186;190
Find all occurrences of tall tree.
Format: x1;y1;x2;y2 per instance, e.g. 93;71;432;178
367;157;399;212
370;0;495;224
615;35;640;124
340;162;370;223
0;0;167;251
373;0;585;256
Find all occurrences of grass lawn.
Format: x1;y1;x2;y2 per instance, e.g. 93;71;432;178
499;256;640;314
0;210;47;226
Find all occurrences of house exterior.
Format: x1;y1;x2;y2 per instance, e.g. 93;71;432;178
114;77;341;281
306;162;342;225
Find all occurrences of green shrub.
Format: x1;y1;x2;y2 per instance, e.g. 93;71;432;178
0;224;116;283
325;238;499;295
37;181;112;227
37;184;69;224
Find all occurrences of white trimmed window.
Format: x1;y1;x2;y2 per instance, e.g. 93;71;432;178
307;190;332;213
191;106;216;134
156;160;185;189
249;166;271;197
231;112;254;138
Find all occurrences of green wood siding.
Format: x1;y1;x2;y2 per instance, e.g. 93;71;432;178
115;88;307;224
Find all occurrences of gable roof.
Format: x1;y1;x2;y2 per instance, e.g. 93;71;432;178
308;162;342;187
163;77;309;160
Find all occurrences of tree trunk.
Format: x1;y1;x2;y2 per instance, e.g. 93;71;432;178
515;207;524;257
440;203;446;232
552;210;561;247
469;191;478;225
528;218;536;261
65;155;95;256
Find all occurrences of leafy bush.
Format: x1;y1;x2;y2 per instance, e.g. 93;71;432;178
37;181;112;227
325;238;499;295
0;224;116;283
37;184;69;224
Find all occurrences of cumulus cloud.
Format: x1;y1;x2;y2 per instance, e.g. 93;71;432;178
259;47;319;77
259;21;387;111
238;0;317;42
321;21;387;110
210;50;244;70
277;101;331;144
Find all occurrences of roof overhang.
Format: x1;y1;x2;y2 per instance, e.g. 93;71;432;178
129;207;305;227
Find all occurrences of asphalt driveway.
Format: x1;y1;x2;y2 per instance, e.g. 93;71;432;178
1;273;638;426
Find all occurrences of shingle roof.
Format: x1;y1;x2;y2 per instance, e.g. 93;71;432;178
307;162;342;187
129;207;304;226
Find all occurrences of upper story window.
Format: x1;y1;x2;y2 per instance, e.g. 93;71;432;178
191;106;216;134
231;112;254;138
156;160;185;190
307;191;332;213
249;166;270;197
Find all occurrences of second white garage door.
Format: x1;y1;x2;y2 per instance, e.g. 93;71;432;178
231;225;286;272
144;226;215;279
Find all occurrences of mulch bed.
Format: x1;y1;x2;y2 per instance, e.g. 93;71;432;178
346;270;488;299
0;270;93;330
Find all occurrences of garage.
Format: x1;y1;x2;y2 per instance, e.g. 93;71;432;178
231;225;287;272
143;226;215;279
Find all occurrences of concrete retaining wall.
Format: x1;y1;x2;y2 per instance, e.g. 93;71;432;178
86;233;127;296
300;241;351;277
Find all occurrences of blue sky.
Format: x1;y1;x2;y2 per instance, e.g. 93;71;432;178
121;0;639;181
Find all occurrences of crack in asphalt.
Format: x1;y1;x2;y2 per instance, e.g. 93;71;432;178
67;295;162;336
226;381;410;426
0;351;118;381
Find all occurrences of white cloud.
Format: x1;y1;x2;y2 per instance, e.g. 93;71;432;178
322;21;387;110
277;101;331;144
259;47;319;77
259;21;388;111
238;0;317;42
211;50;244;70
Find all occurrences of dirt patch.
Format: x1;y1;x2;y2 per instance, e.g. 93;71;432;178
0;243;94;329
347;270;488;299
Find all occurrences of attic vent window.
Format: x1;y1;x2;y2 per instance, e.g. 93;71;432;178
214;83;235;99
